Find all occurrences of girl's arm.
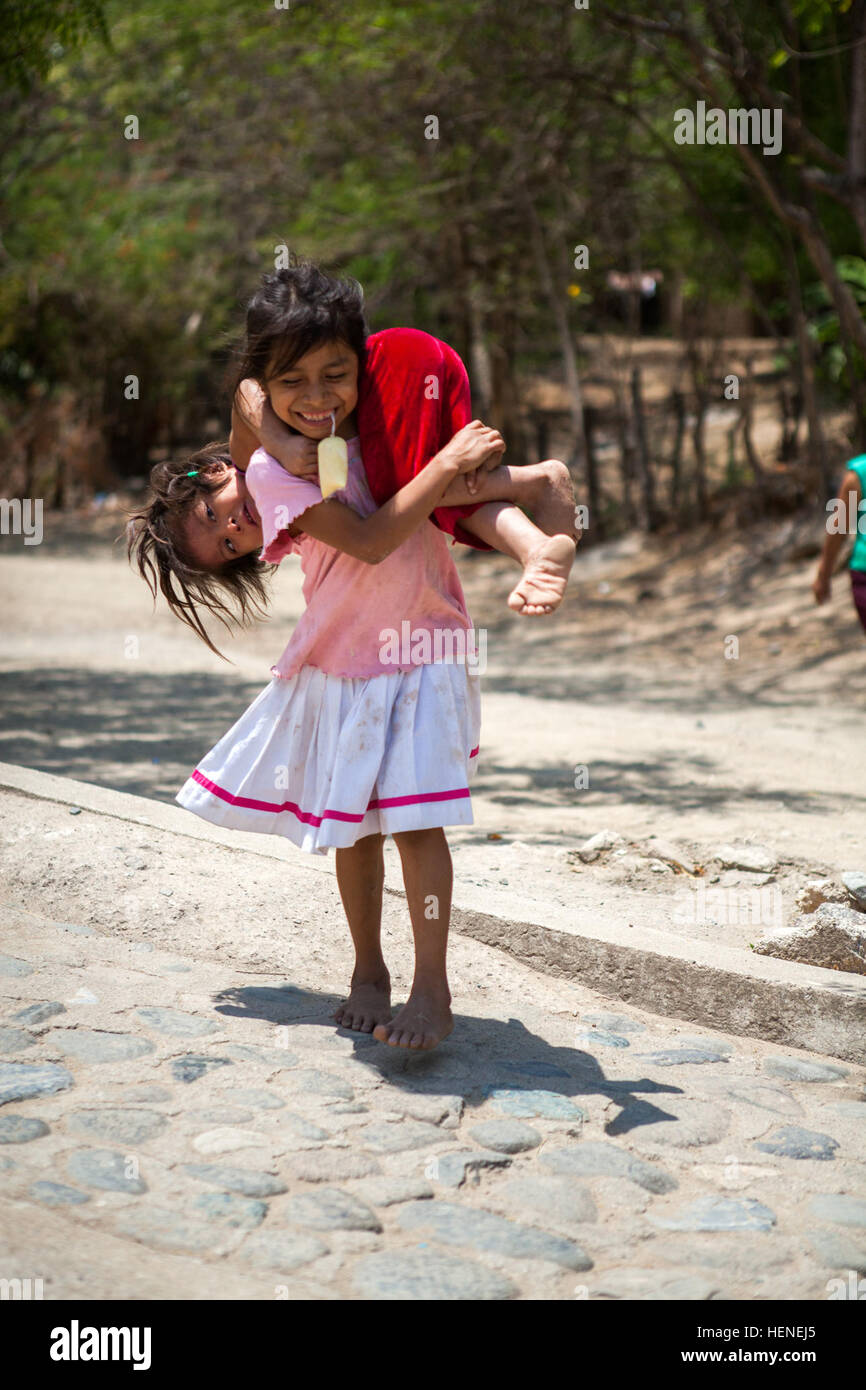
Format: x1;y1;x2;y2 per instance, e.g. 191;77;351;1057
231;381;318;480
813;469;861;603
286;421;501;564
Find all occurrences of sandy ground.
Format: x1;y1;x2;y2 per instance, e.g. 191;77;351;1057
0;501;864;954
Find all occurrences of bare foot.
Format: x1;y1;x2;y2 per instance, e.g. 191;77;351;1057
372;988;453;1050
507;534;576;615
333;973;392;1033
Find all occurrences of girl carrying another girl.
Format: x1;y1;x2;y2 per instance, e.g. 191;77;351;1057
127;257;577;1049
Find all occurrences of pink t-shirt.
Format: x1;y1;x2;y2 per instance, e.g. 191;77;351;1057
244;439;477;680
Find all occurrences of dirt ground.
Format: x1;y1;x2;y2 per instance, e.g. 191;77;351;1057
0;496;864;954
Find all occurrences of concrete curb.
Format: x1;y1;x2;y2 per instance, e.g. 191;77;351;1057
1;760;864;1063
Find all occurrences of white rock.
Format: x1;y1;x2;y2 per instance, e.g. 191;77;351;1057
192;1127;270;1155
648;859;672;873
753;903;866;975
712;843;777;874
644;837;696;875
795;879;848;915
578;830;625;862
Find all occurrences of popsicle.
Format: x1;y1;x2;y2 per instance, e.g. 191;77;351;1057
318;412;348;498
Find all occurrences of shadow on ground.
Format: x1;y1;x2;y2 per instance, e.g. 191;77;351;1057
213;981;685;1135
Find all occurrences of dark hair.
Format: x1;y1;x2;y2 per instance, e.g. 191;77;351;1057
125;442;275;660
233;253;370;396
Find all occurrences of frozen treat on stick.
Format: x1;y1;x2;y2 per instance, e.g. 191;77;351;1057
318;411;348;498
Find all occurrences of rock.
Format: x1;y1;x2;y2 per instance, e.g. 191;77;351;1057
540;1141;677;1194
807;1230;866;1273
222;1044;298;1068
12;1002;66;1026
796;879;848;914
589;1268;721;1300
577;830;625;863
124;1086;172;1103
635;1049;729;1066
351;1250;516;1301
223;1088;285;1110
643;838;696;875
581;1013;646;1034
384;1094;464;1126
763;1056;848;1084
283;1068;354;1100
0;1061;74;1105
607;1098;730;1149
67;1108;169;1145
574;1030;630;1049
648;859;672;874
282;1187;382;1233
0;954;34;977
170;1055;233;1083
239;1230;328;1273
0;1114;49;1143
650;1196;777;1232
467;1120;541;1154
46;1030;155;1064
0;1027;36;1052
397;1200;593;1271
708;1081;803;1118
348;1176;434;1207
496;1176;597;1226
427;1151;512;1188
182;1164;288;1198
484;1087;586;1121
356;1119;449;1154
67;1148;148;1194
193;1192;267;1228
716;869;772;889
117;1205;240;1256
753;1126;839;1161
136;1007;221;1038
192;1127;270;1156
193;1107;255;1125
711;843;777;874
28;1181;90;1207
842;871;866;909
809;1194;866;1228
56;922;94;935
754;902;866;974
286;1151;381;1183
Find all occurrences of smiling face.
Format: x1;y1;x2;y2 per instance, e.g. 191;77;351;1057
182;463;264;568
264;338;359;440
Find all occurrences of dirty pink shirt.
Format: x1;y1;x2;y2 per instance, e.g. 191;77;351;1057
243;439;476;680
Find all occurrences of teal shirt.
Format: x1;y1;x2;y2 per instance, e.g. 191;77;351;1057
848;455;866;572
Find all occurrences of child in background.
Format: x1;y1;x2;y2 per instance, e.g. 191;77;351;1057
813;454;866;634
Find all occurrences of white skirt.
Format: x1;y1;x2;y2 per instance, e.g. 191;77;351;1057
175;662;481;854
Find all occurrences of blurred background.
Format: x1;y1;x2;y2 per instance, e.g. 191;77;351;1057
2;0;865;535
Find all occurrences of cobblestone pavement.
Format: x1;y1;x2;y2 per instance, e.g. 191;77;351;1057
1;811;864;1301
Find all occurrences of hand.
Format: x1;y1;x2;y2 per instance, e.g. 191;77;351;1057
812;570;831;604
439;420;505;484
464;439;506;495
273;432;320;482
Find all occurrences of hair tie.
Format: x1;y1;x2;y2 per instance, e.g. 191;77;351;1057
186;469;200;477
